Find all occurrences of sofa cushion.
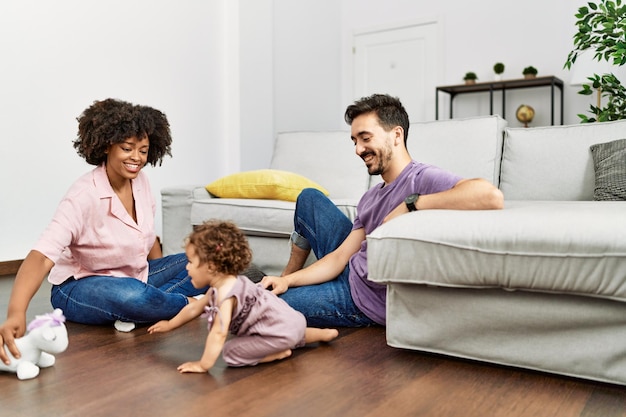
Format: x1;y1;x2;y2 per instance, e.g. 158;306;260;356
500;119;626;200
269;131;370;199
191;198;297;237
406;115;506;186
190;196;360;238
205;169;329;202
367;201;626;301
590;138;626;201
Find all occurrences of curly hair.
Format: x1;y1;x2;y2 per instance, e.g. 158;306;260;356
344;94;410;146
188;220;252;276
74;98;172;166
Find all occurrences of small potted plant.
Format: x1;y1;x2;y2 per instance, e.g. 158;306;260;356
522;66;538;79
493;62;505;81
463;72;478;85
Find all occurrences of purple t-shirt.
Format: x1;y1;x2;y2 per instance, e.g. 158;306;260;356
348;160;462;325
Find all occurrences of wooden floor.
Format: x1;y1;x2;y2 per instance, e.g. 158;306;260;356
1;276;625;417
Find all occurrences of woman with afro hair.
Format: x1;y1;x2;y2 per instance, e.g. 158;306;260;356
0;98;206;364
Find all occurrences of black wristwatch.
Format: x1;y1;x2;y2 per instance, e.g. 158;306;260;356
405;193;420;212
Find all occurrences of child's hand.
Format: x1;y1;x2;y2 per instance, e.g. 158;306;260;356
177;361;209;373
147;320;171;334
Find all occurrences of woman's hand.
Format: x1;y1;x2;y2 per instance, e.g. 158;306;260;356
0;314;26;365
1;250;55;365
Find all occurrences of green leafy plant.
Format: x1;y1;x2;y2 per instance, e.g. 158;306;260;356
564;0;626;122
463;71;478;81
522;66;538;75
493;62;505;74
577;73;626;121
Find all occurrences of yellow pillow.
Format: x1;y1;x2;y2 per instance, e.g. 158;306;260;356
205;169;329;202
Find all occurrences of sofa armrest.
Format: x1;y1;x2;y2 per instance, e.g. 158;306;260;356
161;185;209;255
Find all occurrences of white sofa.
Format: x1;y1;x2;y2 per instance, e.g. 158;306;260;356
162;115;626;385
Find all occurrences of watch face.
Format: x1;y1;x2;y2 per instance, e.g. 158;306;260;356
405;193;419;211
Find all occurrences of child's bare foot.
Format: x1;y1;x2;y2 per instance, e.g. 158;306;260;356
305;328;339;343
260;349;292;363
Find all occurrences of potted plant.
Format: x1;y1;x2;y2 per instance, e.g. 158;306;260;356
522;66;538;79
564;0;626;123
493;62;505;81
463;72;478;85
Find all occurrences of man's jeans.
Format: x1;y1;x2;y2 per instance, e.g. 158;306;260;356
51;253;206;325
280;188;376;328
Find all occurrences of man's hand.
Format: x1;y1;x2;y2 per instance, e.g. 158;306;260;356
260;275;290;295
0;315;26;365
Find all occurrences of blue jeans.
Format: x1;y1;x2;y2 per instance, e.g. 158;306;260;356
51;253;206;325
280;188;377;328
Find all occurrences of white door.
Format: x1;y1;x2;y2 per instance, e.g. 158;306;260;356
353;20;441;122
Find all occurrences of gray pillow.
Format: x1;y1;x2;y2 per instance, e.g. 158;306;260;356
589;138;626;201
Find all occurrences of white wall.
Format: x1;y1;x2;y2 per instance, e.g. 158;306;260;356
0;0;609;263
0;0;234;261
273;1;343;132
238;0;344;167
239;0;274;171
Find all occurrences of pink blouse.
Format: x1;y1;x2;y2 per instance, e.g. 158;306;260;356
33;164;156;285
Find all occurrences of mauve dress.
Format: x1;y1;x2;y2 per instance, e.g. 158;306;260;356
203;275;306;367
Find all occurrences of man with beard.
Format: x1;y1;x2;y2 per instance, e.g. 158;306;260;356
261;94;504;328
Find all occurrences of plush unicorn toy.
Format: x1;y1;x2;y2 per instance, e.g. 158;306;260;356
0;309;68;380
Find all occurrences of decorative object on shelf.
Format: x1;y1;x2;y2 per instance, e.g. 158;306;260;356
516;104;535;127
523;66;538;79
463;72;478;85
493;62;505;81
435;76;564;125
564;0;626;123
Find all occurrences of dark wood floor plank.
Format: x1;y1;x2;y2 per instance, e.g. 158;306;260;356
581;389;626;417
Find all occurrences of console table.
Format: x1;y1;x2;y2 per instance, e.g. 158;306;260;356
435;75;564;125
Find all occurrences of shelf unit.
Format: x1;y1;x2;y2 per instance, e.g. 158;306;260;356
435;75;564;125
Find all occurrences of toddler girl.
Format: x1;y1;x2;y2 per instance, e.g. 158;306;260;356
148;220;338;373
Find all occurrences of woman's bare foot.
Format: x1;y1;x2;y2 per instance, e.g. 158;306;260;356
305;328;339;343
